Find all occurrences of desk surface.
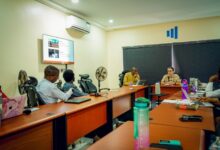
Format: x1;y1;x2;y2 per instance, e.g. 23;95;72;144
0;86;147;137
150;103;215;131
87;121;204;150
0;103;65;137
108;85;147;99
57;85;147;115
151;84;181;88
151;84;181;100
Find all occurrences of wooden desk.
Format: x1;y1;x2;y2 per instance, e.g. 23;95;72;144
0;86;148;149
151;85;181;100
0;103;66;150
59;96;108;144
108;86;147;119
56;85;147;144
150;103;215;131
87;121;204;150
63;85;147;144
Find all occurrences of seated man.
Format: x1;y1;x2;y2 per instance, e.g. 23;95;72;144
206;67;220;136
36;65;73;104
62;69;87;97
161;67;181;85
123;67;140;86
206;67;220;98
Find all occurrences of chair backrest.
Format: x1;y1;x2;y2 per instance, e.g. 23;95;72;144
24;76;46;106
25;85;46;107
119;70;129;87
78;74;97;94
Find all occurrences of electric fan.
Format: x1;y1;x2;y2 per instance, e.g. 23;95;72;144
95;66;109;92
18;70;39;107
18;70;28;94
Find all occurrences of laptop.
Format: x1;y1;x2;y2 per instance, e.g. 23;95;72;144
2;94;27;119
64;97;91;104
136;80;147;86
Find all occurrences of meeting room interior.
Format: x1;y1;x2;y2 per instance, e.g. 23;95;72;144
1;0;220;150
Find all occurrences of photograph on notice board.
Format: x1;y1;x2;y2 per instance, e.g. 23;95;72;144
48;38;59;48
49;49;59;58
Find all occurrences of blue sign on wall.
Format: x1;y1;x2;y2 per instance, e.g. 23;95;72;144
166;26;178;39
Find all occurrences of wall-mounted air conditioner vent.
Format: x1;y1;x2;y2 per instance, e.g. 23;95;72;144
66;16;91;33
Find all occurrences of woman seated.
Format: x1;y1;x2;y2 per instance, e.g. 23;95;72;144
161;67;181;85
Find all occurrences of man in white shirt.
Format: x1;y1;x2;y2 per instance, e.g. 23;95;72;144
206;82;220;98
205;67;220;136
37;65;73;104
206;67;220;98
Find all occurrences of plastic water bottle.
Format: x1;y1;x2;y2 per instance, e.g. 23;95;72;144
155;82;161;94
134;97;151;150
182;79;188;99
129;82;134;90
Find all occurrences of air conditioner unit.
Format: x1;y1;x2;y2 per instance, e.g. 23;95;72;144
66;16;91;33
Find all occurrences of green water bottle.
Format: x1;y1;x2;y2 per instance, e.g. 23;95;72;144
134;97;151;150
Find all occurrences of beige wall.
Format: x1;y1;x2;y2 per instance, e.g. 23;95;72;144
0;0;107;96
107;16;220;88
1;0;220;95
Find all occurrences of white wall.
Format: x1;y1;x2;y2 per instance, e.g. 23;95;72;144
106;17;220;88
1;0;220;95
0;0;107;96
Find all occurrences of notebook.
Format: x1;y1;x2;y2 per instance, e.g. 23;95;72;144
64;97;91;104
2;94;27;119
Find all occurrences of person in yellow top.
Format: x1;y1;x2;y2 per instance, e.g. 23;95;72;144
123;67;140;86
161;66;181;85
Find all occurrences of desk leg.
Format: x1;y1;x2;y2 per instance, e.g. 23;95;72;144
145;87;149;98
107;100;113;131
130;93;135;120
106;100;113;132
53;115;67;150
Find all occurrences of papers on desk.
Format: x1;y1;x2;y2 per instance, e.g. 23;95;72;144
162;99;214;107
162;99;192;105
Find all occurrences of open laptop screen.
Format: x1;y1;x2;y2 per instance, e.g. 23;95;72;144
136;80;147;86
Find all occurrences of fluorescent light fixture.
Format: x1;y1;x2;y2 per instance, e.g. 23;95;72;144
108;19;114;24
71;0;79;4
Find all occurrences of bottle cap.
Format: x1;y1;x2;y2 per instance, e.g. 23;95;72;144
182;79;188;84
135;97;150;108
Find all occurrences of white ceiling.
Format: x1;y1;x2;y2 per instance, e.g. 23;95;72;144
48;0;220;30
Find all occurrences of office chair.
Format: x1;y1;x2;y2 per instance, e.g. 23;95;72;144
118;70;129;87
78;74;98;94
18;74;45;106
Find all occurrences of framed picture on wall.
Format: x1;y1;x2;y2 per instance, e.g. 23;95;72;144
42;34;74;64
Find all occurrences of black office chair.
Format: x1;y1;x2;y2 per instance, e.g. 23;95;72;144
23;76;46;106
118;70;129;87
78;74;98;94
